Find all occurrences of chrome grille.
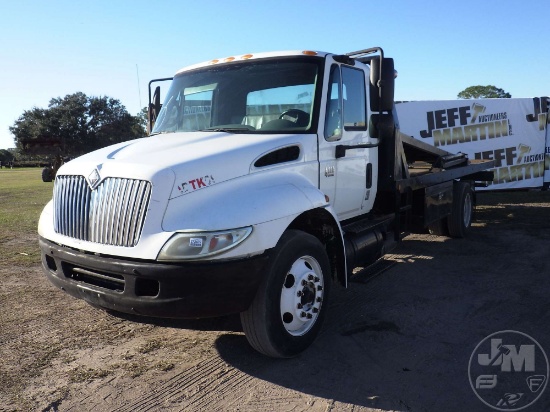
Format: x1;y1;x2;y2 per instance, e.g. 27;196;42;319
54;175;151;247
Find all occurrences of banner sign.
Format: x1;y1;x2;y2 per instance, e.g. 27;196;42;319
396;98;549;190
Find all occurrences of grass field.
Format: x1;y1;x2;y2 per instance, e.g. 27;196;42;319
0;168;53;267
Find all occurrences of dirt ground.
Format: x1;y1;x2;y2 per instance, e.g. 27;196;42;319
1;191;550;412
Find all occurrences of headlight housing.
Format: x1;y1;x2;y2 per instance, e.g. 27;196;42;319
157;227;252;261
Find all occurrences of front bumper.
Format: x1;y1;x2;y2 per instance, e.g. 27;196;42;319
39;237;269;318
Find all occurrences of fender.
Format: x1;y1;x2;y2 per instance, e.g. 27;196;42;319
162;170;334;257
163;170;328;231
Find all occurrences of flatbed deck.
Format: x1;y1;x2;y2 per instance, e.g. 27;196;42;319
395;131;494;192
401;159;494;191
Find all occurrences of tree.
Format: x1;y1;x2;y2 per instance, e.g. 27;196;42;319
138;107;148;131
457;85;511;99
9;92;146;157
0;149;14;164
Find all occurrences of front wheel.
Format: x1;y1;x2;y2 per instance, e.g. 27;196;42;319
240;230;331;358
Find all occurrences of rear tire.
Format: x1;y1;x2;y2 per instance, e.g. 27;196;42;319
240;230;331;358
447;181;473;238
428;218;449;236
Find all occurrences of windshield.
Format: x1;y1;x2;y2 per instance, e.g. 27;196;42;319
151;57;322;134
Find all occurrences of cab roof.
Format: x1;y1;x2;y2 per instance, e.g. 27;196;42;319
175;50;330;74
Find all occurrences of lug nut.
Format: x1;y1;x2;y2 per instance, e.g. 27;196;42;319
306;313;313;319
312;307;319;313
297;291;302;297
297;303;303;309
300;311;306;318
301;280;307;286
314;277;320;282
316;297;322;303
317;285;323;291
308;274;314;281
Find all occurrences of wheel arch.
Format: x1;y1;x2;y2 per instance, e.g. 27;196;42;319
286;207;347;287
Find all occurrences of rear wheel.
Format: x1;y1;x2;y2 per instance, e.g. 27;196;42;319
427;218;449;236
447;181;473;238
240;230;331;358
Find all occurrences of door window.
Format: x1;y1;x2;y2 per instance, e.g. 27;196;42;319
342;67;367;130
324;65;367;140
324;65;342;141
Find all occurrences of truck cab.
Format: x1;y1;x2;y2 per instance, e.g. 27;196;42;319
39;48;493;357
148;50;380;220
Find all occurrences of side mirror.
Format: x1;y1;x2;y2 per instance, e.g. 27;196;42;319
369;57;395;113
148;86;161;134
369;113;395;140
147;77;173;135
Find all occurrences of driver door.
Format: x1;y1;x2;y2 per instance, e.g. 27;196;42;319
319;61;378;220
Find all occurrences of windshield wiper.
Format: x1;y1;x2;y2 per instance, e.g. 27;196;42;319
149;131;176;137
199;127;253;133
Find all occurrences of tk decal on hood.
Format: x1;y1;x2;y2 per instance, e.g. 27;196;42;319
178;175;216;194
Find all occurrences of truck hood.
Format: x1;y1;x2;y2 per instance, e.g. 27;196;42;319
58;132;315;199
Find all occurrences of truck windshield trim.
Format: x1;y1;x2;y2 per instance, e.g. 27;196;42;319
151;57;324;136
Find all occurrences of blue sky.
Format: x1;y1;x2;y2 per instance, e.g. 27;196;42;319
1;0;548;149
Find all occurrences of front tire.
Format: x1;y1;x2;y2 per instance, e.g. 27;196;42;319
240;230;331;358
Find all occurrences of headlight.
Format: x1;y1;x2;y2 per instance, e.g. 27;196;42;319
157;227;252;261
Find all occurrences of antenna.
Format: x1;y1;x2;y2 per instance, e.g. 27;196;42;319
136;64;142;110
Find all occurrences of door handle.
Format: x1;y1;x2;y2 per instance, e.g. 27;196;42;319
366;163;372;188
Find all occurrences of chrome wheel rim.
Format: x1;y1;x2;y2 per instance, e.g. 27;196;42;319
280;256;324;336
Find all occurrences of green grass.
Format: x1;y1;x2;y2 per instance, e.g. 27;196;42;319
0;168;53;266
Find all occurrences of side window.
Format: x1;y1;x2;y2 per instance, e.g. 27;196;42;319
342;67;367;130
324;65;342;141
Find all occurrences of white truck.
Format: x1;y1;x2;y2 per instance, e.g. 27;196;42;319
39;48;493;357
